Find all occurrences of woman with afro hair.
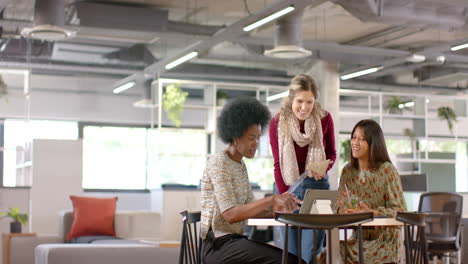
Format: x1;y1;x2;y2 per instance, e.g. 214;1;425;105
200;97;304;264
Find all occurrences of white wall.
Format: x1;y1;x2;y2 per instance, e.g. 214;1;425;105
28;139;152;235
30;139;84;234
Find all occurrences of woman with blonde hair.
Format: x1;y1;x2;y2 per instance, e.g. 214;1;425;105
269;74;336;263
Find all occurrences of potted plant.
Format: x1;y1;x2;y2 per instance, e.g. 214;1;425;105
437;106;457;134
385;96;410;114
216;90;228;106
162;83;188;127
0;208;28;233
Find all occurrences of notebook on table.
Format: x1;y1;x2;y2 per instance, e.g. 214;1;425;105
299;189;340;214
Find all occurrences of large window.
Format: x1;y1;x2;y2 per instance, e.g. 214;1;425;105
2;119;78;187
82;125;149;190
147;128;208;188
82;125;209;190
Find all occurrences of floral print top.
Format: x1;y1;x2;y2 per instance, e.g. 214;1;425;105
336;162;407;264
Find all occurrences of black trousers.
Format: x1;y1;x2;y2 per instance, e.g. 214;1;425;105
202;231;304;264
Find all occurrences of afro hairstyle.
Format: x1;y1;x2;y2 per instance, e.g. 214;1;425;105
217;97;271;144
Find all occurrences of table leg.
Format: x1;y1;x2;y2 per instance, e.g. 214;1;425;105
327;228;341;264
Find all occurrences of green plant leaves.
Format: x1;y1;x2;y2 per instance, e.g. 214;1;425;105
385;96;410;114
162;83;188;127
437;106;457;134
2;207;28;225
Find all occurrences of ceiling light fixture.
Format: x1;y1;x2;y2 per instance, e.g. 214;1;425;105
267;91;289;101
165;51;198;70
0;39;10;52
399;101;415;109
450;43;468;51
340;66;383;80
113;81;135;94
243;6;295;32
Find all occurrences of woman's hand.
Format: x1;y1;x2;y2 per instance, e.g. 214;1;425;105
344;201;378;216
271;193;301;213
310;171;325;180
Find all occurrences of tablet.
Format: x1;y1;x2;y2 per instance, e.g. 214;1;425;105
299;189;340;214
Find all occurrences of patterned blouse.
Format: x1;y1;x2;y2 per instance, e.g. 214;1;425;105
200;152;255;239
337;162;407;264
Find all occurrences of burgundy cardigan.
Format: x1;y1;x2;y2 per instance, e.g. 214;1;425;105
269;112;336;194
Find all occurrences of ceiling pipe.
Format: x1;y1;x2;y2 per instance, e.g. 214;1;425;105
264;9;312;59
21;0;75;41
0;60;136;76
34;0;65;26
276;10;303;47
334;0;467;29
341;79;467;94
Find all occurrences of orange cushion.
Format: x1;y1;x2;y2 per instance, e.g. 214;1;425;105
67;195;118;240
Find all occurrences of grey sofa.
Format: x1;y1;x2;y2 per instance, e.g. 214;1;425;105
35;244;179;264
6;211;179;264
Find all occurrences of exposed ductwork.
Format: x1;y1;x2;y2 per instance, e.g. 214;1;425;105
332;0;468;30
264;9;312;59
21;0;75;41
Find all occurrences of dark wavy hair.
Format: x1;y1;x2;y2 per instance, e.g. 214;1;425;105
217;97;271;144
349;119;392;171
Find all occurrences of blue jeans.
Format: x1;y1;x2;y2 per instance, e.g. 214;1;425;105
276;177;330;264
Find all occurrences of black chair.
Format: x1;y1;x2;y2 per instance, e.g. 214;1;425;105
418;192;463;263
179;210;202;264
275;212;374;264
396;211;429;264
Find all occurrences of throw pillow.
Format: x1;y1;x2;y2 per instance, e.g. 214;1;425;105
67;195;118;240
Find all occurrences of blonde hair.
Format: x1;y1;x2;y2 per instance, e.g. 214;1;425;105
279;74;323;118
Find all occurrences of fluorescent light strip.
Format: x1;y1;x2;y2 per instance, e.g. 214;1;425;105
267;91;289;101
243;6;295;32
340;67;382;80
165;51;198;70
451;43;468;51
113;81;135;94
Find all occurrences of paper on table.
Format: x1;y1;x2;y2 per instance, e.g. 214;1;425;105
287;170;308;194
306;159;331;176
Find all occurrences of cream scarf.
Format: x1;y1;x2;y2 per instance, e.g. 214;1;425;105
278;112;326;185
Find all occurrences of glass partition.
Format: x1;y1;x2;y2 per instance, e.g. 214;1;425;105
0;69;32;187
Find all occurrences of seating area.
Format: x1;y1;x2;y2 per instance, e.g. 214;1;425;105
4;210;179;264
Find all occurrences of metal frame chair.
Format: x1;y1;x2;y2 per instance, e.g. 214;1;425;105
396;211;429;264
418;192;463;264
275;212;374;264
179;210;202;264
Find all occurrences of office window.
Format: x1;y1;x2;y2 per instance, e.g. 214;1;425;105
82;126;148;190
2;119;78;187
244;157;274;190
146;128;207;188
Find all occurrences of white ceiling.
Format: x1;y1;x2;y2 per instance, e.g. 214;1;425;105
0;0;468;92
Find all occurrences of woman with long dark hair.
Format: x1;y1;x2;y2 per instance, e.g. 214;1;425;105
337;119;406;263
